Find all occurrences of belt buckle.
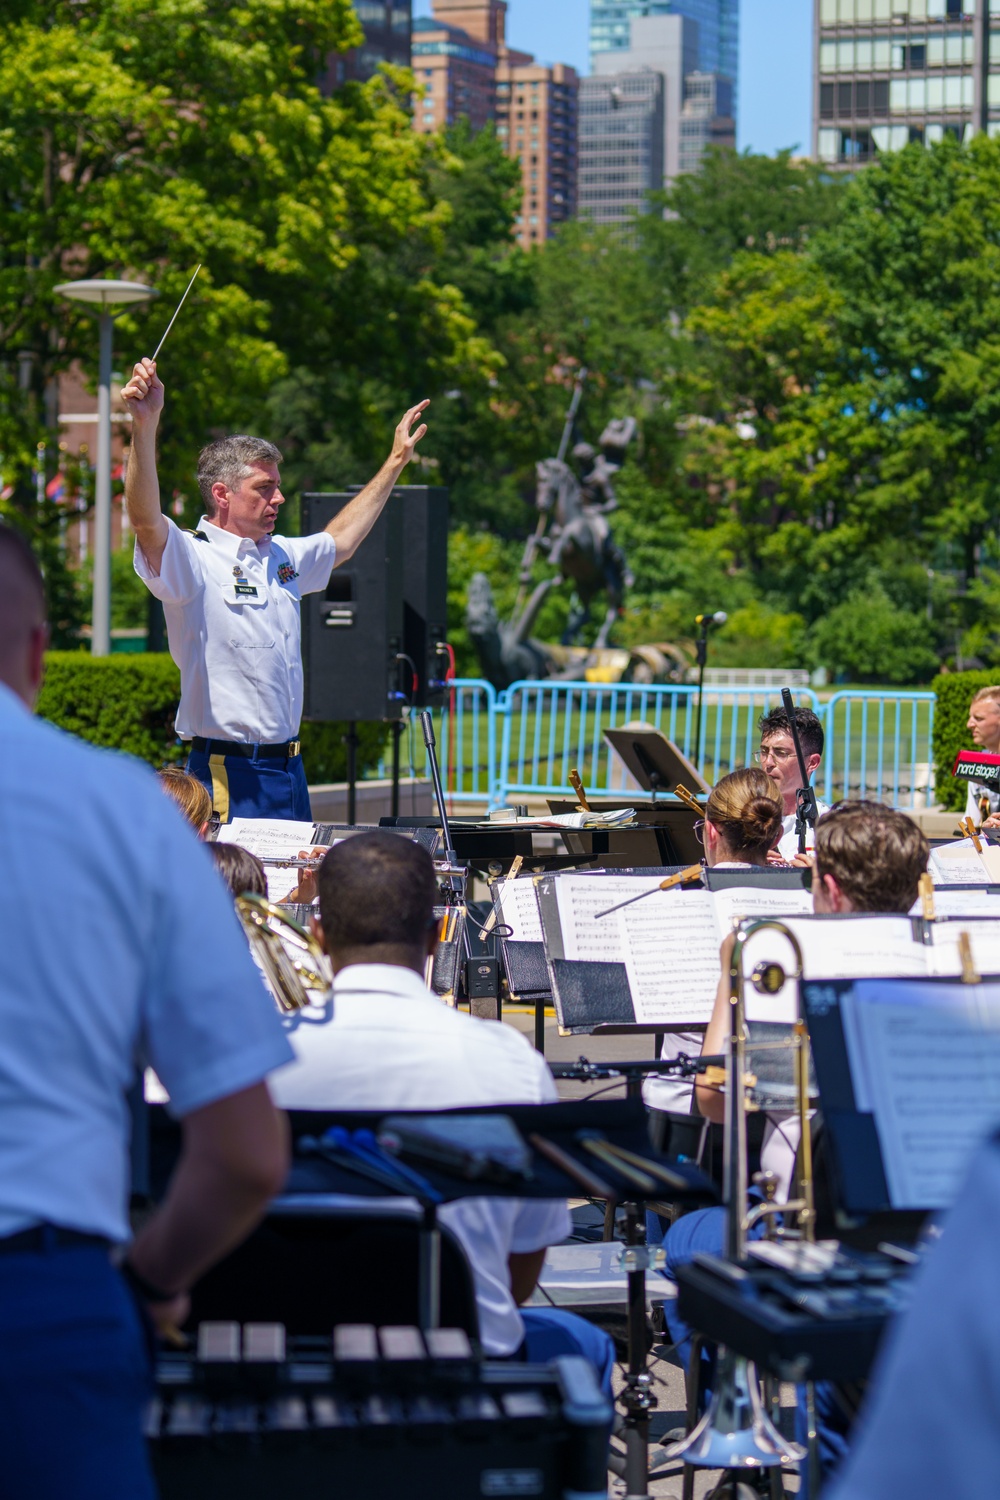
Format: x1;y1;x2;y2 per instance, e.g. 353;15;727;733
288;739;301;758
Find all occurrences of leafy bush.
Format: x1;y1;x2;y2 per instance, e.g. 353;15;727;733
38;652;388;780
810;588;941;685
38;653;186;765
931;668;1000;812
711;602;808;670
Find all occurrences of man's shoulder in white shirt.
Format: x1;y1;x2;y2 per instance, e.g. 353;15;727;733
270;963;555;1110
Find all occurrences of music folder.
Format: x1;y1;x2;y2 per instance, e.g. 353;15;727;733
803;975;1000;1218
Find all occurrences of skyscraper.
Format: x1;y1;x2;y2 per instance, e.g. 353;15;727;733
589;0;738;91
321;0;412;88
814;0;990;168
577;71;666;226
411;0;578;248
591;13;734;186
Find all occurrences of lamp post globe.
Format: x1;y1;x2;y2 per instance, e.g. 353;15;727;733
54;278;157;656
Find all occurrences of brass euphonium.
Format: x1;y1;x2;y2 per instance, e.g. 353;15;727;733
235;894;331;1014
665;918;810;1476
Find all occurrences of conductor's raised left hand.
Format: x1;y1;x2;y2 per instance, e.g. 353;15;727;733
390;400;430;470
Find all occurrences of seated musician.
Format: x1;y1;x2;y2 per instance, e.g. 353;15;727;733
157;765;212;835
267;831;615;1391
657;800;929;1492
756;706;830;863
643;767;784;1120
965;684;1000;828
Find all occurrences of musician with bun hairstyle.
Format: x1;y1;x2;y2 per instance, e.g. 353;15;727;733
701;766;784;868
642;769;784;1133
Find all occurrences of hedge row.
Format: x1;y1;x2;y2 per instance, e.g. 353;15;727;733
38;653;388;782
931;668;1000;812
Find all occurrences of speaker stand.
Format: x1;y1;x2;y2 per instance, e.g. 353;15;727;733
344;720;359;825
391;718;404;819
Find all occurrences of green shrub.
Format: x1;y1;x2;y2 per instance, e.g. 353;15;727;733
39;652;185;765
931;668;1000;812
38;652;389;780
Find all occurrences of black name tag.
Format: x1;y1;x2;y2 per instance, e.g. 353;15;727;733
234;583;259;598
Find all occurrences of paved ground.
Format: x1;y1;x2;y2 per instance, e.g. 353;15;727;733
501;1008;804;1499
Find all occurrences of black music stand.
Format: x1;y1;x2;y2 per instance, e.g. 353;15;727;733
604;723;711;800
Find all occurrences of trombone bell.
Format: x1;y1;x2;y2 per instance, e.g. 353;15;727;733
663;1348;804;1470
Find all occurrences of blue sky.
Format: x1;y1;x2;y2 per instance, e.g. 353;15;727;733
505;0;812;156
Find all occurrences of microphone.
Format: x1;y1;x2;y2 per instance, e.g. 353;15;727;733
695;611;728;626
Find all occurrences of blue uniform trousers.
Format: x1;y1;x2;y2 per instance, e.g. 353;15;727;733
652;1206;851;1496
0;1242;155;1500
187;746;312;823
518;1306;616;1400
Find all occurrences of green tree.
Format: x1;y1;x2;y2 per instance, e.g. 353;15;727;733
0;0;496;608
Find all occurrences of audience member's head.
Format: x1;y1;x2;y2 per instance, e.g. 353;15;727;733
0;524;47;709
316;831;438;973
758;706;824;809
158;766;212;834
208;842;267;899
704;768;783;867
813;801;928;914
967;686;1000;754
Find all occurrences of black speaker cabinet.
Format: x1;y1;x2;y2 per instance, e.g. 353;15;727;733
300;492;405;723
397;485;449;707
300;487;449;723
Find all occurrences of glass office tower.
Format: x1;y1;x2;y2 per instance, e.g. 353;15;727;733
814;0;994;168
589;0;738;88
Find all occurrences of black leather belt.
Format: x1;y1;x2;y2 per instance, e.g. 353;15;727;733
190;737;301;759
0;1225;111;1255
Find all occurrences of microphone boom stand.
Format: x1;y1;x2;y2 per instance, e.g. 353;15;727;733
780;687;819;856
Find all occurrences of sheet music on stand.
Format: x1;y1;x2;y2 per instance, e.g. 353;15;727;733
215;817;336;903
929;837;1000;885
803;975;1000;1214
487;874;550;1001
534;873;815;1033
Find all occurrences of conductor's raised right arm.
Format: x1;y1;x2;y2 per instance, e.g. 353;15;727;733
122;357;169;574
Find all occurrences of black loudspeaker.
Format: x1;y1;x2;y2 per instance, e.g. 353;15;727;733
300;487;449;723
300;492;405;723
397;485;449;707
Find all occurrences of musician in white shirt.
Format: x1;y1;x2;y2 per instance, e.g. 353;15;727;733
964;685;1000;827
269;831;615;1388
757;705;830;862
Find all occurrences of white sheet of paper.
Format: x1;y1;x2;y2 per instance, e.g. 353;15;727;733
216;817;318;903
620;888;720;1025
497;877;544;944
840;981;1000;1208
928;919;1000;978
911;888;1000;917
929;839;994;885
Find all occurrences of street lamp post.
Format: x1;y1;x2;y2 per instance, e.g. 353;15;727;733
53;278;157;655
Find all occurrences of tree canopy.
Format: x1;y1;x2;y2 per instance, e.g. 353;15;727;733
2;1;998;683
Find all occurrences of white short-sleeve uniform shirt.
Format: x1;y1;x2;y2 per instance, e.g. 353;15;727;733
776;801;831;863
269;965;572;1355
0;685;293;1243
134;516;336;743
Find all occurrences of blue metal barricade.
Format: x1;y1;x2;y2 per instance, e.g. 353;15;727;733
408;680;937;813
428;678;499;808
822;690;936;812
495;680;822;809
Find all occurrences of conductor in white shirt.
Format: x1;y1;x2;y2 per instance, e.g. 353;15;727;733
0;525;294;1499
122;356;429;823
269;830;615;1391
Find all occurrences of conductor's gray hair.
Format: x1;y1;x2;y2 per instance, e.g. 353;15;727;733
196;435;283;513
